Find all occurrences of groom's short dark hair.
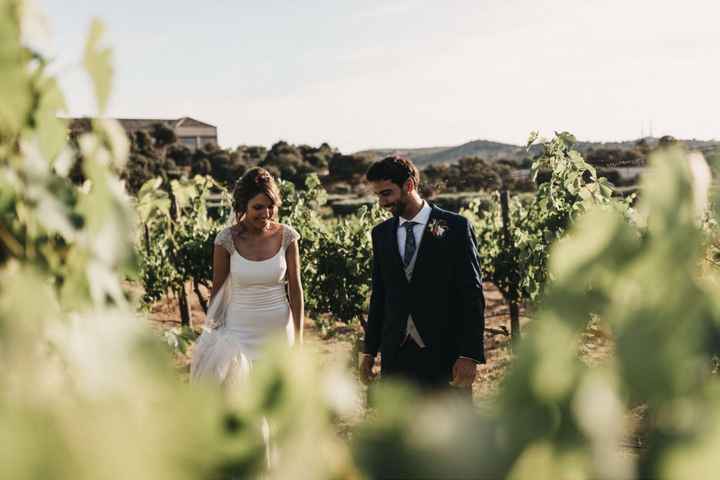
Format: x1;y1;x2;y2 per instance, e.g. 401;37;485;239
366;155;420;189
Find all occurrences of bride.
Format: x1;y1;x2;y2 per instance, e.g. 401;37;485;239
191;167;303;386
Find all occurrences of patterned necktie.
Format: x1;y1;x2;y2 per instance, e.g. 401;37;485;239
402;221;418;267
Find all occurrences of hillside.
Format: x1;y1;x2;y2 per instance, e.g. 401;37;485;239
355;140;524;166
413;140;527;166
357;137;720;167
354;146;448;161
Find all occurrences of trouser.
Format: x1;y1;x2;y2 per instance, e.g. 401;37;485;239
382;338;472;400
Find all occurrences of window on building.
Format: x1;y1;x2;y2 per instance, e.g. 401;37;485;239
199;137;218;148
180;137;197;148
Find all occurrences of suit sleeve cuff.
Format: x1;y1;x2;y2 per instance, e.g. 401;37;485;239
362;345;378;356
459;355;482;364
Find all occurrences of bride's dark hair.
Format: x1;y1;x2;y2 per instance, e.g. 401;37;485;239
232;167;282;217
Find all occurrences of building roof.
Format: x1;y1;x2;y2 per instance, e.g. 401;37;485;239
116;118;176;131
65;116;216;133
175;117;216;129
117;117;216;131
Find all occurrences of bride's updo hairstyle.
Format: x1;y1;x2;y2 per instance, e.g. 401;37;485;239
232;167;282;218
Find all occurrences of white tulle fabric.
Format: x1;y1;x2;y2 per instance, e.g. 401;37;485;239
190;223;300;386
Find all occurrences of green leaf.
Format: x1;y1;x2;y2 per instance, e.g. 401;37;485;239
526;130;539;149
34;188;76;239
556;131;576;147
138;177;163;197
33;76;67;161
171;179;196;210
83;19;113;113
94;118;129;169
0;2;32;138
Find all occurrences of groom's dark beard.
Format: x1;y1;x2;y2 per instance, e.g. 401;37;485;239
390;200;407;217
389;194;411;218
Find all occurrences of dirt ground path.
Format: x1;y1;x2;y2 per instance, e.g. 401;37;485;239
147;281;528;401
146;280;643;455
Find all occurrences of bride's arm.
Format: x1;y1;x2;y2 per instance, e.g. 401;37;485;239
210;245;230;303
286;240;304;344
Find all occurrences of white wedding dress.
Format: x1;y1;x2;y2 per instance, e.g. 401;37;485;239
190;223;300;386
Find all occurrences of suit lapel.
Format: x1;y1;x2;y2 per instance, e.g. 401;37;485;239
385;216;409;286
409;205;439;286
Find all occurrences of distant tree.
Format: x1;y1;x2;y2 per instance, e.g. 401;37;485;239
423;163;451;194
167;144;193;167
586;148;645;167
319;142;334;155
422;157;524;193
132;130;154;155
455;156;503;191
517;157;534;169
67;135;86;185
424;163;450;178
191;157;212;177
298;143;335;170
508;175;535;192
123;152;175;194
207;148;246;186
261;141;316;188
121;126;179;194
587;148;621;167
621;149;643;166
658;135;678;148
596;168;622;186
635;138;651;155
328;153;372;183
67;117;91;137
149;123;176;150
496;158;519;168
239;145;267;165
493;162;515;187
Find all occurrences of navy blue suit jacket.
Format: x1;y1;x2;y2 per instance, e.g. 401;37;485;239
364;204;486;371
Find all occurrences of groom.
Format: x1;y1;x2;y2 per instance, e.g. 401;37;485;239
360;156;485;394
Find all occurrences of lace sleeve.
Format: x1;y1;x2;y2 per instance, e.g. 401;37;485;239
283;224;300;250
214;227;234;254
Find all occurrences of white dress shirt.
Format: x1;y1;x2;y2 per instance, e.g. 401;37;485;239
398;201;432;347
398;201;432;261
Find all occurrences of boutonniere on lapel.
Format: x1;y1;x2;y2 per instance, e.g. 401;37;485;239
428;218;448;238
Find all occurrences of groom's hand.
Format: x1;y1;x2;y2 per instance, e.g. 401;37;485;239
359;353;377;385
450;357;477;388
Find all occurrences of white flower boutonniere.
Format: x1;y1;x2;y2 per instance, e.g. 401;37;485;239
428;218;448;238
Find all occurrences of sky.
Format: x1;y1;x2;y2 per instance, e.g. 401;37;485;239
36;0;720;152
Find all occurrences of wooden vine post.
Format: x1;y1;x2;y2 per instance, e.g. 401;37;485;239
499;189;521;346
168;185;191;327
